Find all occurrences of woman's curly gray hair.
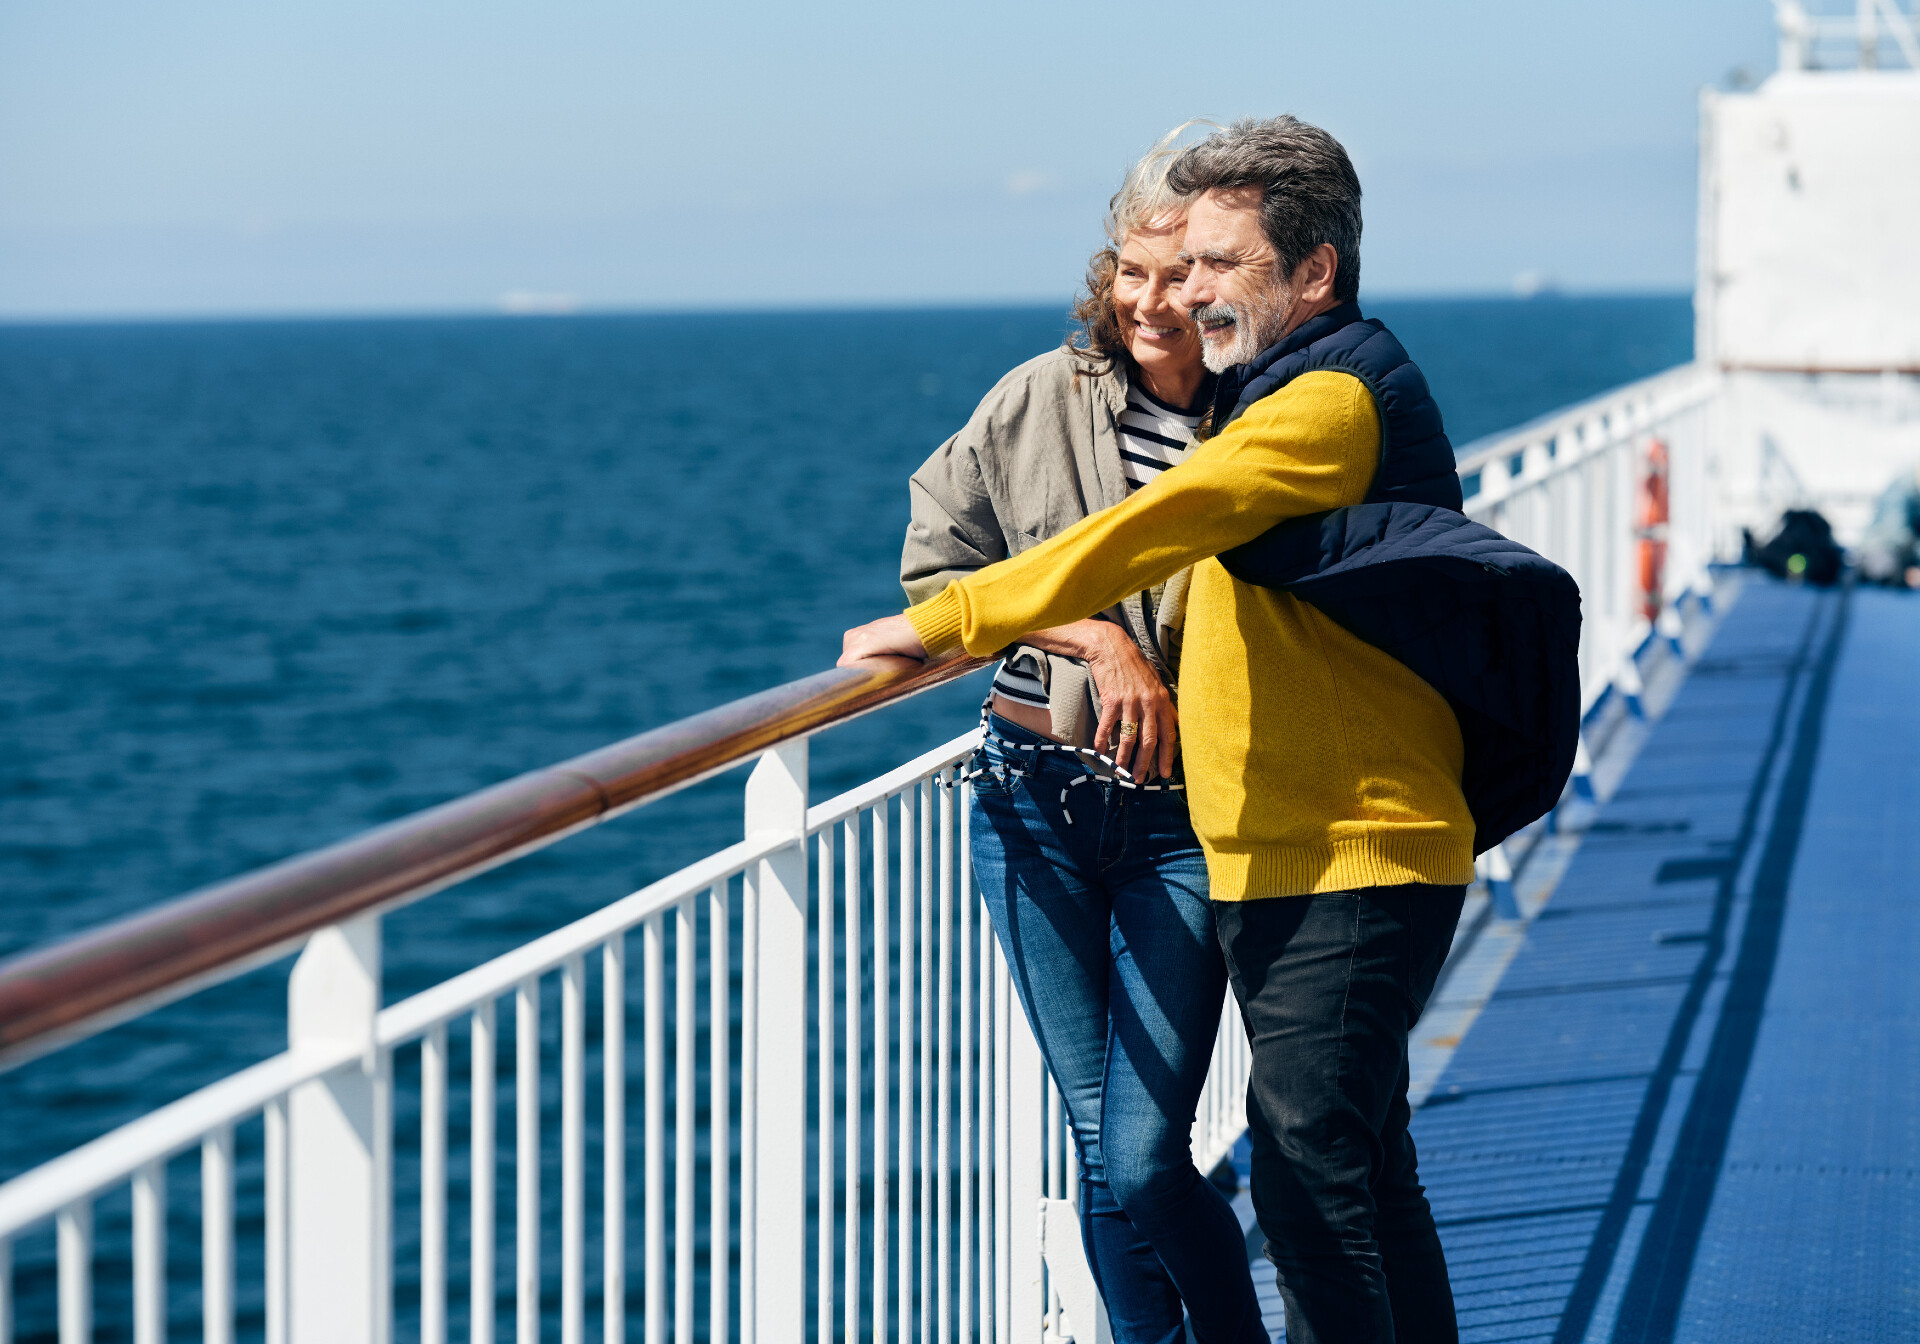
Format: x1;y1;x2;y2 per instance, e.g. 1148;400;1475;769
1069;121;1217;370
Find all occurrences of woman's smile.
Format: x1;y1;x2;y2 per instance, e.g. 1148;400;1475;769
1114;220;1206;408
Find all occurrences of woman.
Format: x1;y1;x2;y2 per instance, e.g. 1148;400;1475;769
861;131;1266;1344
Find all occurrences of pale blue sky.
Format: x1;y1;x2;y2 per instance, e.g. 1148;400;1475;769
0;1;1779;318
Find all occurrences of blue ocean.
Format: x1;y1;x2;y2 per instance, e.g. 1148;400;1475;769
0;296;1690;1338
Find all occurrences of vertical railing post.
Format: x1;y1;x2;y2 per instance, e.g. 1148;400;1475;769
56;1201;90;1344
132;1160;165;1344
287;913;388;1344
745;741;810;1341
1004;995;1045;1344
204;1126;236;1344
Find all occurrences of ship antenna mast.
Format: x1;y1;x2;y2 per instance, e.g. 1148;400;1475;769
1775;0;1920;71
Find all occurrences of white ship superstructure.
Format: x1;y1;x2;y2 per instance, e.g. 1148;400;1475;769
1699;0;1920;540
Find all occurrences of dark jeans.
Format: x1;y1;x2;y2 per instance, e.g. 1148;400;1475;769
970;716;1266;1344
1214;884;1468;1344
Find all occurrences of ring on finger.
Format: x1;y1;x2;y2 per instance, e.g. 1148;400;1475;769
1117;720;1139;739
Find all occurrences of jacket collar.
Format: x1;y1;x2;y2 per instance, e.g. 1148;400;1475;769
1213;300;1365;423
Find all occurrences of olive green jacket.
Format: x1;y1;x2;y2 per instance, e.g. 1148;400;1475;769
900;346;1190;747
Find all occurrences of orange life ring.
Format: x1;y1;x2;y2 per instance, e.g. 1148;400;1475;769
1635;437;1669;622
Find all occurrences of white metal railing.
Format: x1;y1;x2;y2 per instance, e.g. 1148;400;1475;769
0;719;1247;1344
1776;0;1920;72
1457;360;1723;718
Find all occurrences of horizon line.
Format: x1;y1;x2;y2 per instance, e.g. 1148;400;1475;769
0;287;1694;329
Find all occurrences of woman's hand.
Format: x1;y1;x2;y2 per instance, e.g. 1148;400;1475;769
1078;622;1178;781
838;614;928;668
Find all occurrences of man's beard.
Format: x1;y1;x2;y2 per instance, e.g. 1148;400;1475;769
1191;288;1290;373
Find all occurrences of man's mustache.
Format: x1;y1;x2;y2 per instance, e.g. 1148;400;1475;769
1189;302;1239;329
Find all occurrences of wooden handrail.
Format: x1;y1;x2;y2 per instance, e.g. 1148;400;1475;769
0;653;986;1071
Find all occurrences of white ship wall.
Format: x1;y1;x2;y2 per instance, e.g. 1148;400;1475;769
1712;367;1920;540
1699;70;1920;541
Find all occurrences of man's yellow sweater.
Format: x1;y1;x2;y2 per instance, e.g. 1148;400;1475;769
905;369;1476;900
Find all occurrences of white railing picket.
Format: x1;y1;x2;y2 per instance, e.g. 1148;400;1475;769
56;1202;89;1344
871;798;892;1344
1005;947;1045;1344
603;933;627;1344
131;1159;164;1344
514;980;539;1344
643;915;666;1344
738;865;759;1344
994;945;1011;1344
202;1125;234;1344
817;825;836;1344
706;882;729;1344
936;771;955;1344
958;778;976;1344
918;779;935;1344
560;955;585;1344
974;825;994;1344
470;1000;497;1344
675;900;697;1344
897;786;917;1344
844;813;863;1344
422;1025;448;1344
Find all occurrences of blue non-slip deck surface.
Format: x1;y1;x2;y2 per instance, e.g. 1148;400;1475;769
1410;581;1920;1342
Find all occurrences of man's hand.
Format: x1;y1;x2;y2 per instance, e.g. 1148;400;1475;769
839;614;928;667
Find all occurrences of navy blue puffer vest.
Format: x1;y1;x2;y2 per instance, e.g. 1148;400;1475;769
1212;300;1463;512
1212;303;1582;854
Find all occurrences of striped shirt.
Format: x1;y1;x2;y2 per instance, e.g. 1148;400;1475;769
991;384;1208;712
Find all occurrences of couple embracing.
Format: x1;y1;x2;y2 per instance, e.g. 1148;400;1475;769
843;116;1475;1344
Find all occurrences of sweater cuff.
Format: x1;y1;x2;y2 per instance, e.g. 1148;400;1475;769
905;585;967;656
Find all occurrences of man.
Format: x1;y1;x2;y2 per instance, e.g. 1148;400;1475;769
842;116;1469;1343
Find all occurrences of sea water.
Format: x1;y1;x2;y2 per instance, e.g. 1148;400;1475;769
0;297;1690;1338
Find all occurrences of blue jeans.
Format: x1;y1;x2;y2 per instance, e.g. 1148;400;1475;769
969;716;1267;1344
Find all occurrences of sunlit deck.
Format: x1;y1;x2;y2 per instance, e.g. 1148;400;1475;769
1236;578;1919;1341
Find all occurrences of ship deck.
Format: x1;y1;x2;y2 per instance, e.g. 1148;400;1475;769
1244;578;1920;1341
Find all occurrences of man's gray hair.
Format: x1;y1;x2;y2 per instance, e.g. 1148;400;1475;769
1167;115;1363;302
